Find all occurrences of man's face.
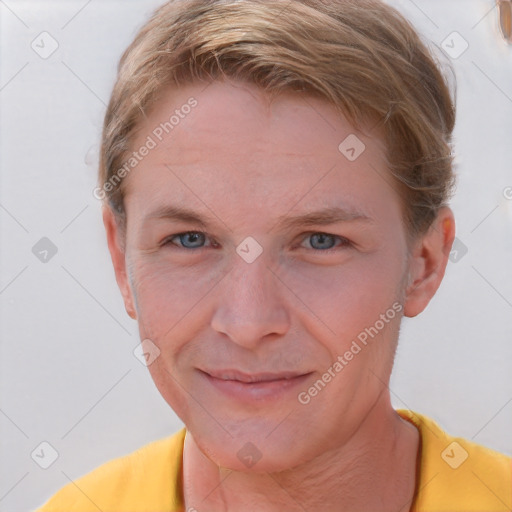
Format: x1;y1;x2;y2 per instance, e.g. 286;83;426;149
118;80;412;471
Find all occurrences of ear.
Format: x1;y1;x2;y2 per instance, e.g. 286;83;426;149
102;206;137;320
403;207;455;318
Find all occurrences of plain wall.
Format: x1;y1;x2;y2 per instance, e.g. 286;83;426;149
0;0;511;510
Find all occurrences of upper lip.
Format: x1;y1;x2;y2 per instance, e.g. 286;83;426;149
200;369;310;383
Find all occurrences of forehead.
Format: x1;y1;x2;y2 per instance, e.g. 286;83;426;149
136;79;383;156
122;80;397;226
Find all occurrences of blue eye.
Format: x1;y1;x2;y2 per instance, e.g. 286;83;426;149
164;231;209;249
302;233;349;251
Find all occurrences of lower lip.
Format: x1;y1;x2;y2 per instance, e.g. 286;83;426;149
201;371;312;401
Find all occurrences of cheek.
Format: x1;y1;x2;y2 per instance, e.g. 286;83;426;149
129;257;222;418
129;256;222;342
278;249;406;352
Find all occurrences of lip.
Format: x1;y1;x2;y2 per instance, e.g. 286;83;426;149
199;369;313;401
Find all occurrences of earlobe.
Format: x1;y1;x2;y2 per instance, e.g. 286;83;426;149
403;207;456;318
102;206;137;320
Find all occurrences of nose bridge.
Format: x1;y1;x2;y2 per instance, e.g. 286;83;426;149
210;248;290;347
232;254;274;309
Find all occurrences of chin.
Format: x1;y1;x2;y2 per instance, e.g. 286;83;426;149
196;436;306;473
189;417;320;474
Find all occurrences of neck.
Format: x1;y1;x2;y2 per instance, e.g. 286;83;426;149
182;400;419;512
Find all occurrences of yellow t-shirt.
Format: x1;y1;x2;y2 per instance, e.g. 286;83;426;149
37;410;511;512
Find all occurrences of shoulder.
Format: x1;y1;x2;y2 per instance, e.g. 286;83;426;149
36;428;186;512
397;409;512;512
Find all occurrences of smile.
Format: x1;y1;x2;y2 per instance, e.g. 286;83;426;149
198;369;313;401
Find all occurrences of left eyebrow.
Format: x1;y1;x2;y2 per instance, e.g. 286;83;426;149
272;206;374;232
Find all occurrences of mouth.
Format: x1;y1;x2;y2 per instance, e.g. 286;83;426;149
198;369;313;401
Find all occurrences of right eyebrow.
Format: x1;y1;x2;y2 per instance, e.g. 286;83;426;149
143;205;216;228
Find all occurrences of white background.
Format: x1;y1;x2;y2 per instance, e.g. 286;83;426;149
1;0;511;510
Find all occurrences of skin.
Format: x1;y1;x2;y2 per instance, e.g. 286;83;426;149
103;79;455;511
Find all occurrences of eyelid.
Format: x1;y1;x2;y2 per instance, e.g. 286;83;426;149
162;230;350;251
161;231;214;249
296;231;351;250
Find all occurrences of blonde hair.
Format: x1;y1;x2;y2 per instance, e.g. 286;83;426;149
99;0;456;237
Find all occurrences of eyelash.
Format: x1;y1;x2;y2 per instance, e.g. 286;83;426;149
161;231;351;252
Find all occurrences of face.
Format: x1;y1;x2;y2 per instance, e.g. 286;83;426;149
108;80;429;472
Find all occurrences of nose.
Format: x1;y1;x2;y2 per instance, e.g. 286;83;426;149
210;250;291;350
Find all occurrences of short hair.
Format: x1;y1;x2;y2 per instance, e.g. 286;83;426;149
99;0;456;238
